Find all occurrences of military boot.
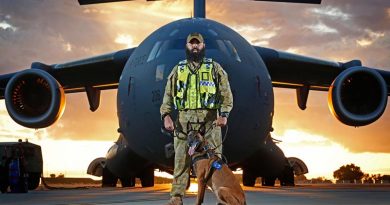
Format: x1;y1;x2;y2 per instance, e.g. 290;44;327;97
164;196;183;205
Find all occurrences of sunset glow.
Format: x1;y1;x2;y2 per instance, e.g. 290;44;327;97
187;183;199;193
276;130;390;179
0;0;389;181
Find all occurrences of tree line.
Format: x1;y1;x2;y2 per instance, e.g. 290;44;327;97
333;163;390;184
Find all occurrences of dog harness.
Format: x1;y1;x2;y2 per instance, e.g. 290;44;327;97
191;152;225;205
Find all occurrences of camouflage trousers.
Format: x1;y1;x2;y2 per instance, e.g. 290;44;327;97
170;109;223;197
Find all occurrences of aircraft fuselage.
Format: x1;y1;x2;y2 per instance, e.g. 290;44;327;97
113;18;281;176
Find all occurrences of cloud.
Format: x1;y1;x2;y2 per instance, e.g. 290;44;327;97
0;20;17;31
83;8;112;14
206;0;390;70
305;21;339;34
114;34;135;48
310;6;351;21
231;25;280;46
356;29;385;47
63;42;72;52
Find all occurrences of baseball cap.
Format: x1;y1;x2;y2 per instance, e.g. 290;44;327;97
187;33;204;44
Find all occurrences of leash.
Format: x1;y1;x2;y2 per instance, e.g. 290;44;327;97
210;123;228;152
171;122;213;178
183;121;229;150
165;119;229;178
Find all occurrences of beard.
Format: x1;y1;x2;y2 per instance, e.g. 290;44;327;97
186;47;205;63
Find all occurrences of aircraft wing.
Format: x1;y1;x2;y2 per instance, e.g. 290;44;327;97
0;48;135;99
253;0;321;4
254;46;390;127
0;48;135;128
255;46;390;93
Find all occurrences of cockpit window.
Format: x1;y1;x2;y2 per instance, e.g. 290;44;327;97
224;40;241;62
156;40;170;58
147;41;162;62
208;29;218;37
169;29;179;37
169;38;218;50
217;40;241;62
148;38;221;62
216;40;229;56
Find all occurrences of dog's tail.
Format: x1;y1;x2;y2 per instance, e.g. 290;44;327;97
217;187;246;205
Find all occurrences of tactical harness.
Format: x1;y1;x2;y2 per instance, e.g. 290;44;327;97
190;145;225;180
189;141;225;205
174;58;220;110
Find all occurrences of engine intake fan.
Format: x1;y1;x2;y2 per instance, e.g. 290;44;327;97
328;66;387;126
5;69;66;128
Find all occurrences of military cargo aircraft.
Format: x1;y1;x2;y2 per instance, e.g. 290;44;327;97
1;0;389;187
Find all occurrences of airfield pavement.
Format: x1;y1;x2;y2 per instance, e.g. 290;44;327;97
1;184;390;205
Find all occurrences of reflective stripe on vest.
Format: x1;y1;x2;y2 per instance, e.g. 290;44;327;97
174;58;219;110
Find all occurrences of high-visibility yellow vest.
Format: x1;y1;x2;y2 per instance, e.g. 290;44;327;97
174;58;219;110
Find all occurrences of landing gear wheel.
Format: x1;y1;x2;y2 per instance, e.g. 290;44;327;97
280;166;295;186
120;177;136;187
28;173;41;190
242;168;256;187
10;176;28;193
140;166;154;187
0;183;8;193
102;167;118;187
262;176;276;186
0;168;8;193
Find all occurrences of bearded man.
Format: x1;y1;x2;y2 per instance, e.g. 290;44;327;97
160;32;233;205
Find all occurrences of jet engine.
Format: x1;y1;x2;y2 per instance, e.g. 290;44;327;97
5;69;65;128
328;66;387;126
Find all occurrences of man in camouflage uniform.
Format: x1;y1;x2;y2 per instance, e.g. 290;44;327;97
160;33;233;205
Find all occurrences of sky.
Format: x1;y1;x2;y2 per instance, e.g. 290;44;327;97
0;0;390;179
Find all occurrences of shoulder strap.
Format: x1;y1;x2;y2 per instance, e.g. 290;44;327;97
204;58;213;63
177;59;187;72
178;59;187;65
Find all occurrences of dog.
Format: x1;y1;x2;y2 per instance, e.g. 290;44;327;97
187;128;246;205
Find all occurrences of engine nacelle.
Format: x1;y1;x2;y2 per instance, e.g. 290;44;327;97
5;69;66;128
328;66;388;126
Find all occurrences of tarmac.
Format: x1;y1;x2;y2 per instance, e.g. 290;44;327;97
1;184;390;205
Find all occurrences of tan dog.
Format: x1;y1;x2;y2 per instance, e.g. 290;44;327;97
188;131;246;205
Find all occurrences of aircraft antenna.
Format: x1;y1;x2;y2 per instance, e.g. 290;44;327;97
194;0;206;18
